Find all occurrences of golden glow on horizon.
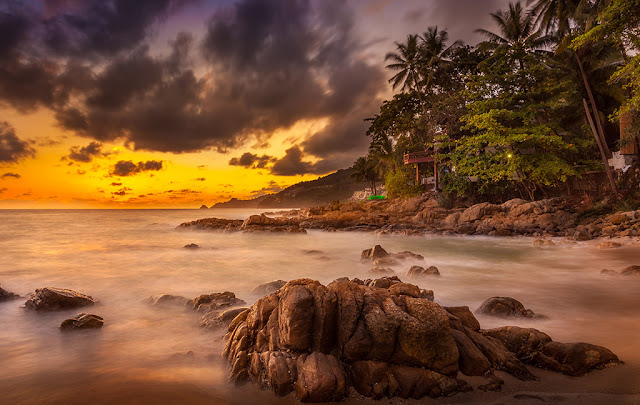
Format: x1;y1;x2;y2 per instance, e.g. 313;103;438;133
0;109;328;208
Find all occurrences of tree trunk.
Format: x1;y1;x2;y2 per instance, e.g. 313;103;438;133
574;51;611;158
583;98;618;194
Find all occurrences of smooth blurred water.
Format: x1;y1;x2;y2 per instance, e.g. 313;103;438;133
1;209;640;404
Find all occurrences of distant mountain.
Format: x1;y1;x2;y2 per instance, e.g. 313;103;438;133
211;168;367;209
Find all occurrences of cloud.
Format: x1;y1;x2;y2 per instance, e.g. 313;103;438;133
194;177;206;181
228;152;276;169
110;160;163;176
1;172;20;179
270;146;326;176
65;141;109;162
110;182;122;186
0;122;36;163
0;187;7;193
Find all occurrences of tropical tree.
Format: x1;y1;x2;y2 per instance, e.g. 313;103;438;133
385;35;424;94
419;26;462;91
352;156;381;196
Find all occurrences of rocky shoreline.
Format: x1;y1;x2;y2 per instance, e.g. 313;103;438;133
179;196;640;240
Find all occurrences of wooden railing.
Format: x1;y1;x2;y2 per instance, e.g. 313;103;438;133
403;150;434;164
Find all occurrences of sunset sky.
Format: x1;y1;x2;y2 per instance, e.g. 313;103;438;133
0;0;509;208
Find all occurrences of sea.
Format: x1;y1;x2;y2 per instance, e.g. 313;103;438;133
1;209;639;404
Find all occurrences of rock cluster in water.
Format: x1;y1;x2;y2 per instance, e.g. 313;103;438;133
24;287;98;311
60;313;104;331
178;214;306;233
222;278;620;402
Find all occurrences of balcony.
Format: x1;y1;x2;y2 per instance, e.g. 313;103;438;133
403;150;434;164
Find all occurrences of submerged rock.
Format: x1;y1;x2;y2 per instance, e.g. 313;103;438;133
598;241;622;249
0;284;20;301
476;297;546;319
361;245;424;264
60;313;104;331
528;342;620;376
146;294;188;306
406;265;440;277
184;243;200;249
601;265;640;276
251;280;287;296
366;267;395;276
24;287;97;311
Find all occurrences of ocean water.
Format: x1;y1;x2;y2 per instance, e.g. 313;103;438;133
1;209;640;404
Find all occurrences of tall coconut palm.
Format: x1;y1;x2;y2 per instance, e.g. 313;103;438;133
476;1;553;63
419;26;463;90
384;34;423;94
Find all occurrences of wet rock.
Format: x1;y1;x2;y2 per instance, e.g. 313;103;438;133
388;283;433;300
476;297;545;319
363;276;402;289
451;329;491;376
169;350;195;361
598;241;622;249
188;291;245;313
483;326;552;360
528;342;621;376
184;243;200;249
0;284;20;301
406;265;440;277
372;257;399;267
459;202;502;223
146;294;188;306
360;245;389;260
251;280;287;296
295;352;347;402
366;267;395;276
445;306;480;331
601;269;618;275
393;251;425;261
24;287;97;311
620;265;640;276
477;374;504;392
60;313;103;331
201;307;250;329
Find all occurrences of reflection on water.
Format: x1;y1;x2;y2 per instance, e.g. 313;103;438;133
1;209;640;404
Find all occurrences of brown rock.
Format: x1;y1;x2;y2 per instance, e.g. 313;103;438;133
451;329;491;376
361;245;389;260
393;251;425;261
0;284;20;301
366;267;395;276
295;352;347;402
528;342;621;376
406;265;440;277
24;287;97;311
598;241;622;249
146;294;188;306
60;313;104;331
483;326;552;360
476;297;545;319
620;265;640;276
445;306;480;331
188;291;245;312
251;280;287;296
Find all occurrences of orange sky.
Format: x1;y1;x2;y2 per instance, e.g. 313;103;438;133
0;109;326;208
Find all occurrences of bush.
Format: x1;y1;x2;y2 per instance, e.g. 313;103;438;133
384;167;423;199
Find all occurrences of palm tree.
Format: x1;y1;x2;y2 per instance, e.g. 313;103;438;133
385;34;423;94
419;26;462;90
476;1;553;67
352;156;380;195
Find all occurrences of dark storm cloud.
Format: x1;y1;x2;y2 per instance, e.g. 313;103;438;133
110;160;163;176
228;152;276;169
42;0;195;57
0;122;36;163
270;146;325;176
1;172;20;179
65;141;108;162
0;0;385;173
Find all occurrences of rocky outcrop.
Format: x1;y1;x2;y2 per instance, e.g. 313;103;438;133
201;307;250;329
178;215;306;233
60;313;104;331
24;287;97;311
406;265;440;277
251;280;287;296
146;294;188;306
0;284;20;301
476;297;546;319
223;278;621;401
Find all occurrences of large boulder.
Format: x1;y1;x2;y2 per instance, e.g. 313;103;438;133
360;245;389;260
476;297;545;319
60;313;104;331
528;342;620;376
620;265;640;276
458;203;502;223
24;287;97;311
223;278;621;401
0;284;20;301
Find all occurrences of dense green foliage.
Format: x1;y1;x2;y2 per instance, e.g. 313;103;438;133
355;0;639;201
